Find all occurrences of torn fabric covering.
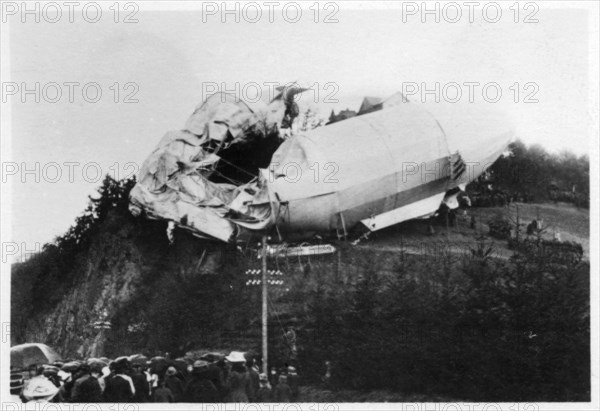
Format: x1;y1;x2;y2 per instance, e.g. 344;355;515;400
129;91;289;242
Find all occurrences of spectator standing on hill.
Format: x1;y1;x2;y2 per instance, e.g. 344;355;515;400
287;366;299;401
274;374;292;402
103;359;134;402
204;357;226;400
153;380;174;403
164;366;184;402
255;373;272;402
284;326;298;362
183;361;219;403
57;362;83;402
71;364;103;403
246;357;259;401
225;352;252;402
131;363;150;402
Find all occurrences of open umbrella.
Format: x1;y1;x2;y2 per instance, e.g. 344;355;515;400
200;352;226;363
128;354;148;366
10;343;62;370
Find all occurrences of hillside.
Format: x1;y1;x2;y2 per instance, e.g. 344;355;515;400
354;201;590;259
11;196;590;401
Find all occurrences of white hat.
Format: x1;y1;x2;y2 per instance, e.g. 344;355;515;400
225;351;247;363
23;377;59;401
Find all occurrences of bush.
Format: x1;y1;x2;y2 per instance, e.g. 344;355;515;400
488;214;512;239
297;241;589;401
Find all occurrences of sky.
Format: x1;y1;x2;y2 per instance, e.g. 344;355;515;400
2;1;598;252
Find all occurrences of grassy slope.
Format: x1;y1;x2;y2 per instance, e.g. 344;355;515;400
295;201;590;402
353;202;590;259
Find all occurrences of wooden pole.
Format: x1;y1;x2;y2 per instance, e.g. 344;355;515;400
261;234;268;375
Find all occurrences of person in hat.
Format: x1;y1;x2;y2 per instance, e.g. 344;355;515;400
225;352;252;402
103;358;135;402
10;370;25;402
97;361;114;395
273;374;292;402
164;366;184;402
201;353;226;400
72;363;103;403
287;366;299;401
22;376;60;403
245;354;259;402
255;373;272;402
58;361;81;402
42;365;62;388
131;362;150;403
269;367;279;390
152;379;175;403
183;360;219;403
284;326;298;362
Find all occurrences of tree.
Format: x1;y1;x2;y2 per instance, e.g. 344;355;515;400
297;107;325;132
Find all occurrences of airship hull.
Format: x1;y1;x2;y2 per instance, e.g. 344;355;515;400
129;92;514;243
268;100;513;236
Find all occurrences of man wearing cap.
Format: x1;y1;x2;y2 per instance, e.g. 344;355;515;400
183;360;219;403
72;363;103;403
287;366;299;401
164;366;184;402
274;374;292;402
58;361;82;402
131;362;150;403
198;354;224;400
42;365;62;388
103;358;135;402
245;355;260;402
255;373;272;402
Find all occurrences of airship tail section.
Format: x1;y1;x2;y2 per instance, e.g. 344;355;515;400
360;192;447;231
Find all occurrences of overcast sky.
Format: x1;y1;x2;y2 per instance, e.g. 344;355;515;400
2;1;598;251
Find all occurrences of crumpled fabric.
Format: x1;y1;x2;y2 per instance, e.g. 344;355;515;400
130;92;288;242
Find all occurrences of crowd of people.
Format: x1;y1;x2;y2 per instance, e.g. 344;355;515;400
10;351;300;403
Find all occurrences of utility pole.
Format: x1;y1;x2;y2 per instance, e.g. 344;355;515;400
261;234;268;375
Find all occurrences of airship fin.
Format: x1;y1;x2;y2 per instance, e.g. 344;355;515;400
360;192;447;232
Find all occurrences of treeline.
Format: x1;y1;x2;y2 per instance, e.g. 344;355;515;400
11;176;136;327
295;239;589;401
469;139;589;207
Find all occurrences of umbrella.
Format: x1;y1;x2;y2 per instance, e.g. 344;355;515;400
128;354;148;366
10;343;62;370
172;358;191;374
199;352;226;363
61;361;82;373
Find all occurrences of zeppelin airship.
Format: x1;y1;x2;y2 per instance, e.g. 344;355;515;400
129;87;514;243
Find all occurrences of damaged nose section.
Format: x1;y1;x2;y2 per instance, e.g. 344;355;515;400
129;90;294;243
